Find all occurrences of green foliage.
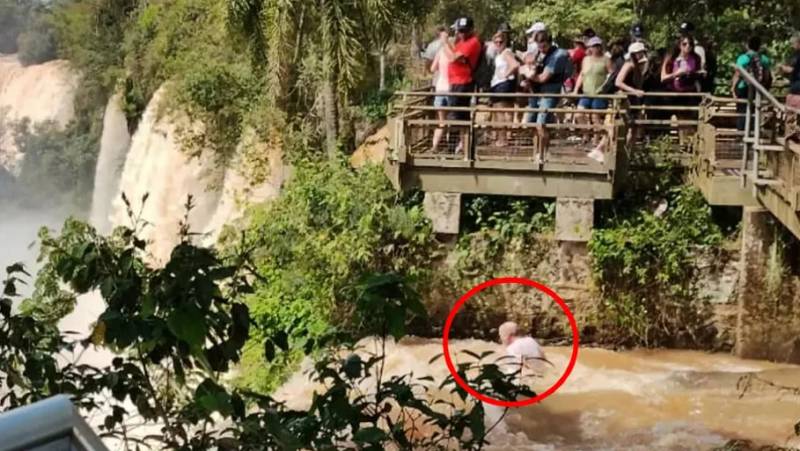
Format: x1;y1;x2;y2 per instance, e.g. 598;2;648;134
589;185;723;347
512;0;634;41
457;196;554;277
222;159;436;391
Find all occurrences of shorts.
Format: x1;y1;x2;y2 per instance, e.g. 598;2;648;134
577;97;609;110
489;80;516;104
448;83;474;121
527;96;558;124
434;95;449;108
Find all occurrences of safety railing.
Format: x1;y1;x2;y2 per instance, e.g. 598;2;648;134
735;64;800;207
392;91;627;174
627;92;706;158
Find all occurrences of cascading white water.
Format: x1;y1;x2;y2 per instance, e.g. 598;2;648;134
107;87;225;264
0;54;78;171
89;93;131;234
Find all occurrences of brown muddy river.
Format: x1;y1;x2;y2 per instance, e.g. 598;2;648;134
276;337;800;450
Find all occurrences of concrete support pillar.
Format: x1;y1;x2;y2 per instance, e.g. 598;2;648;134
735;207;776;359
555;198;594;289
423;192;461;235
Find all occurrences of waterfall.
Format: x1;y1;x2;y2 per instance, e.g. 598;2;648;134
108;87;225;264
0;54;78;170
88;93;131;233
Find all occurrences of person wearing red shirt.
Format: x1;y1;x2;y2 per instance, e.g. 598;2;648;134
439;16;481;154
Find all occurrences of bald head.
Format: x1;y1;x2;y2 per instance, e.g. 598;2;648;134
498;321;519;346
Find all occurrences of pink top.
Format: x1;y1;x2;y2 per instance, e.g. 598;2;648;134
672;54;699;92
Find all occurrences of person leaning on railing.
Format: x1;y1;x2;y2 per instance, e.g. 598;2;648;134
489;31;520;147
616;42;649;146
526;30;573;153
573;36;613;161
731;36;773;131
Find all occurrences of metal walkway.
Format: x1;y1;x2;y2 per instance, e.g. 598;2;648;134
386;70;800;238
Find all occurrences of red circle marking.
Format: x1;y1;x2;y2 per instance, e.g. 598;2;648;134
442;277;579;408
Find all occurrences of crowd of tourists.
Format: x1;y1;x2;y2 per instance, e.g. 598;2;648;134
423;17;800;163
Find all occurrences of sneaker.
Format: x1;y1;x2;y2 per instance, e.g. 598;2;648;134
587;149;604;163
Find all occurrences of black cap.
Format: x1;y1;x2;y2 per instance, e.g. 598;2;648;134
679;21;695;34
452;17;474;32
496;21;512;34
631;22;644;38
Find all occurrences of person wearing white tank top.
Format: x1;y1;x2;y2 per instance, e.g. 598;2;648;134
488;32;519;147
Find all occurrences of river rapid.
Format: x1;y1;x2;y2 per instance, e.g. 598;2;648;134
276;337;800;450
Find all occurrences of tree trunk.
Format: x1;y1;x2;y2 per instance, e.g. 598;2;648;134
410;25;420;62
321;75;339;158
319;0;338;158
379;51;386;91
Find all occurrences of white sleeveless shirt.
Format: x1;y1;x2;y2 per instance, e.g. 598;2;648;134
491;49;515;87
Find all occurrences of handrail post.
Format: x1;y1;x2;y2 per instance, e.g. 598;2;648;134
742;87;753;188
753;90;762;196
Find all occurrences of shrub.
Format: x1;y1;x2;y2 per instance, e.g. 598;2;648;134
589;186;723;347
221;158;437;392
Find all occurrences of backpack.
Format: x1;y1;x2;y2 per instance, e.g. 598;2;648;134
472;41;494;91
600;58;624;94
747;52;772;89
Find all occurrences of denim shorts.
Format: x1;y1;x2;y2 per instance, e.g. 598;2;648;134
434;95;449;108
527;97;558;124
577;97;609;110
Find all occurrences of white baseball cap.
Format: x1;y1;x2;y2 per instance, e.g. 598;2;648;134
628;42;646;54
587;36;603;47
526;22;547;35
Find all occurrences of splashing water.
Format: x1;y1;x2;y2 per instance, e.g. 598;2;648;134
276;337;800;450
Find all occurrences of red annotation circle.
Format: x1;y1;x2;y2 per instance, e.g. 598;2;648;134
442;277;579;408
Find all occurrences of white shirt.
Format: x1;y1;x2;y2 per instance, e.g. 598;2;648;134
491;49;515;87
694;45;707;72
505;336;547;376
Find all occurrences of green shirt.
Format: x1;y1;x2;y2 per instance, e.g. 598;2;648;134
735;51;772;90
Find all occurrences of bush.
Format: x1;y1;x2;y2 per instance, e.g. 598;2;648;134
589;186;723;347
221;158;437;392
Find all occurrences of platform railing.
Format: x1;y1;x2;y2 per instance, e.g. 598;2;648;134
392;91;628;174
735;64;800;206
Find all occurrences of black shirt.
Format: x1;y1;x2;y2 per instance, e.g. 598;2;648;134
789;50;800;94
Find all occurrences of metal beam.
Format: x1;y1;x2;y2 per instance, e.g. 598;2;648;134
400;167;614;199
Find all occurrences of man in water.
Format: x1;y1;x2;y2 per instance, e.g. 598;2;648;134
498;321;548;375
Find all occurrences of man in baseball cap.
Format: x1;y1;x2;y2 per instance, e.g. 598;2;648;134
440;16;481;153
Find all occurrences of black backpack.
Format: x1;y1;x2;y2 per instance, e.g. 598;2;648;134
747;52;772;89
473;41;494;91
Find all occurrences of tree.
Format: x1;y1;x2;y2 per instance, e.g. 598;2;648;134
227;0;415;157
